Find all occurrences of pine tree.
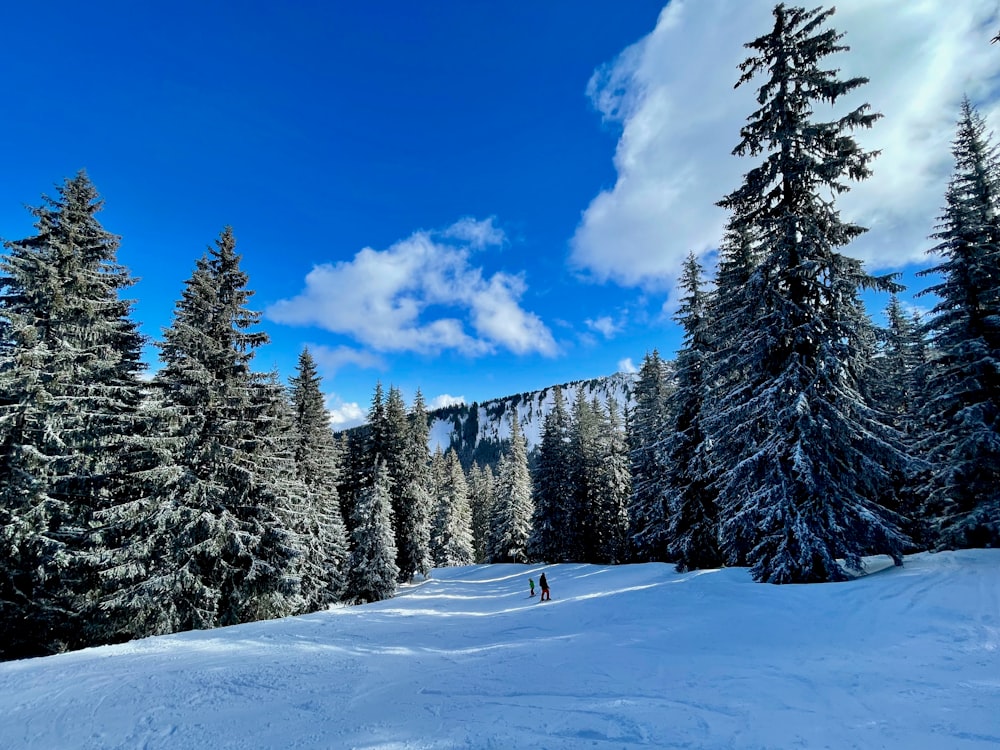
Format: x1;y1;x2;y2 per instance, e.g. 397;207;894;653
0;172;152;657
487;413;534;563
713;4;907;582
917;97;1000;549
467;461;496;563
430;449;475;567
123;228;298;633
289;348;350;609
382;386;415;577
626;350;672;562
346;459;399;603
569;390;603;561
591;397;632;564
396;390;433;581
665;253;722;572
528;386;573;562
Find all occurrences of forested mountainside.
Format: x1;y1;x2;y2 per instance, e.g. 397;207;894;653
425;371;637;469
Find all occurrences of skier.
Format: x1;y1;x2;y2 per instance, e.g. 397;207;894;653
539;572;550;601
529;578;536;597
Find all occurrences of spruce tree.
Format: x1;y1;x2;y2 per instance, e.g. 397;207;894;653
0;172;152;657
626;350;672;562
569;390;603;561
528;386;573;562
396;390;433;581
591;397;632;564
127;228;298;633
917;97;1000;548
289;348;350;609
467;461;496;563
487;413;534;563
346;459;399;603
430;449;474;567
665;254;722;572
713;4;907;582
382;386;415;576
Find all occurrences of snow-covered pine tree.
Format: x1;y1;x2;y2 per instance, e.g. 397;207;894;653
395;390;433;581
568;390;603;561
869;297;931;549
487;413;533;563
336;429;367;537
665;253;722;572
289;348;350;609
430;449;474;567
0;172;153;657
242;371;311;621
917;97;1000;549
873;296;927;430
713;4;907;582
626;350;672;562
382;386;416;576
131;227;298;632
346;459;399;603
467;461;496;563
591;397;632;564
528;385;573;562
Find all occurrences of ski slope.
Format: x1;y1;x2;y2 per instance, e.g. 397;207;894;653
1;550;998;749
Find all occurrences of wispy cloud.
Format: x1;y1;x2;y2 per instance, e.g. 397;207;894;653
585;315;622;339
429;393;466;410
571;0;1000;295
267;219;557;358
324;393;366;430
617;357;638;374
309;344;385;374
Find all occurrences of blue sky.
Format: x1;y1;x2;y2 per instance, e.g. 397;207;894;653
2;1;998;426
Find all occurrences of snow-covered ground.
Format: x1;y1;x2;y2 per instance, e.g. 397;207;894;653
1;550;998;749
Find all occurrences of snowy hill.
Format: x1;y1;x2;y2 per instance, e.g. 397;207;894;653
2;550;998;749
427;371;635;466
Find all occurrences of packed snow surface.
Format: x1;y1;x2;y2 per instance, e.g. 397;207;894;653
1;550;998;749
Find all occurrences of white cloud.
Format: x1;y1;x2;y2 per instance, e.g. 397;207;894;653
618;357;638;374
572;0;1000;294
267;219;557;357
585;316;621;339
324;394;366;430
440;217;505;250
309;344;385;374
429;393;466;410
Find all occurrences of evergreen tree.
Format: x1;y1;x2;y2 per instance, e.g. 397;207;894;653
569;390;603;561
467;461;496;563
713;4;907;582
396;390;433;581
382;386;415;576
336;429;367;537
122;227;298;633
430;449;474;567
665;253;722;572
591;397;632;564
626;350;672;562
289;348;350;609
0;173;152;657
487;413;534;563
528;386;573;562
346;459;399;603
917;97;1000;549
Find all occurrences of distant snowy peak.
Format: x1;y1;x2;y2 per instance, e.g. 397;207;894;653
428;371;636;465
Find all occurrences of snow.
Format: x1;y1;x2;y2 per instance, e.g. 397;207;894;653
2;550;998;749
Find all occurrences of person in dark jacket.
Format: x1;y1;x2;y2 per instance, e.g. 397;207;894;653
539;572;550;601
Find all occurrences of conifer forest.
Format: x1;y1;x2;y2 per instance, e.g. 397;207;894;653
1;4;998;660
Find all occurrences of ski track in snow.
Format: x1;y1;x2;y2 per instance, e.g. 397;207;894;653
1;550;998;749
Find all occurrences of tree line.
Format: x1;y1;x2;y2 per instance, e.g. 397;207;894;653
1;3;997;659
